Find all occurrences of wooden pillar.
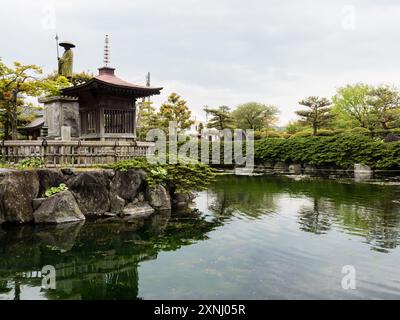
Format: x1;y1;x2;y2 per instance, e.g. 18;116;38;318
132;98;137;140
99;106;105;141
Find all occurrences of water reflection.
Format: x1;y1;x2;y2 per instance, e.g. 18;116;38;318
207;176;278;219
1;175;400;300
298;198;333;235
207;175;400;251
0;210;221;300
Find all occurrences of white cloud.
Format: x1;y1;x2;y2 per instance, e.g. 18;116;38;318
1;0;400;125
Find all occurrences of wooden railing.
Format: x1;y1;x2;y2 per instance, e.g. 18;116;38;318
0;140;155;167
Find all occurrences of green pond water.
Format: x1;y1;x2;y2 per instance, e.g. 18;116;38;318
1;174;400;300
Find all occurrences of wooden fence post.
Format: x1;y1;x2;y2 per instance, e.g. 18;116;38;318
0;140;154;167
41;139;48;167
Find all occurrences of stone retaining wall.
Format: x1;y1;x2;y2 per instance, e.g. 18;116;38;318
253;162;373;176
0;168;187;225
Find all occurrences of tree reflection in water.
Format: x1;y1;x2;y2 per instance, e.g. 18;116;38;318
207;175;400;251
0;209;221;300
298;198;333;235
1;175;400;299
207;175;278;220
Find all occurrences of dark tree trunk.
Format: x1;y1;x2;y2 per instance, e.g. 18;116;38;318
3;101;11;140
312;124;317;136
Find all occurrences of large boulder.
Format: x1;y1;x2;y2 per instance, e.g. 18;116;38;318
274;162;288;171
34;190;85;224
110;194;125;213
147;185;171;210
304;165;317;173
263;162;274;169
61;168;75;176
123;202;154;218
0;169;39;223
67;172;110;216
354;163;372;173
172;192;195;208
37;169;65;196
288;164;302;174
110;169;146;202
354;163;372;181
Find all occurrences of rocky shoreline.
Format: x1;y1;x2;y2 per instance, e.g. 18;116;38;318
0;168;192;225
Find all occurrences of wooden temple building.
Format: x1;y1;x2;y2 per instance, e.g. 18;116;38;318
26;36;162;142
5;36;162;166
60;65;162;141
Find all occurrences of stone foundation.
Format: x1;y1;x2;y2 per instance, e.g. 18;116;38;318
39;96;80;140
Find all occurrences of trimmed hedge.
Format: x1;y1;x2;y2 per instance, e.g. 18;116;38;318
254;134;400;169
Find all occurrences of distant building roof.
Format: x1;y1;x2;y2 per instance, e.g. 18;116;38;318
24;116;44;130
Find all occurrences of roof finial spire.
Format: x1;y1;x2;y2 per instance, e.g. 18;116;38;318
104;34;110;67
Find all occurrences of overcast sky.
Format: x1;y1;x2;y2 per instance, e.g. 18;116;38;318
2;0;400;124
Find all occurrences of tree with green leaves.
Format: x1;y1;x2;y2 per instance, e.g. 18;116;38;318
43;70;93;95
40;73;71;97
0;59;74;139
159;93;194;132
70;71;93;86
137;101;160;139
203;105;234;130
232;102;279;131
295;96;331;136
367;85;400;130
0;60;44;139
332;84;374;130
285;120;307;134
45;70;93;88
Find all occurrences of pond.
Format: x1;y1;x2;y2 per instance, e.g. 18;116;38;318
1;174;400;300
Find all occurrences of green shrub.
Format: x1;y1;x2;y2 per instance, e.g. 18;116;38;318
263;131;282;138
376;142;400;169
390;128;400;135
107;157;216;194
255;134;394;169
316;129;335;136
254;130;282;139
291;130;313;138
17;158;44;169
333;129;346;134
350;127;370;134
0;161;12;169
285;121;305;134
254;131;264;140
44;183;68;197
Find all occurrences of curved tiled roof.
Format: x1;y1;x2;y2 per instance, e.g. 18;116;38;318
94;68;153;90
62;67;162;97
24;117;44;129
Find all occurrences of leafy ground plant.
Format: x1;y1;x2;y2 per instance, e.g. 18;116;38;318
17;158;44;169
107;157;216;194
44;183;68;197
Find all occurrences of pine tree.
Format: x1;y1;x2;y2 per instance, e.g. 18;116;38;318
203;105;234;130
296;96;332;136
159;93;194;132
